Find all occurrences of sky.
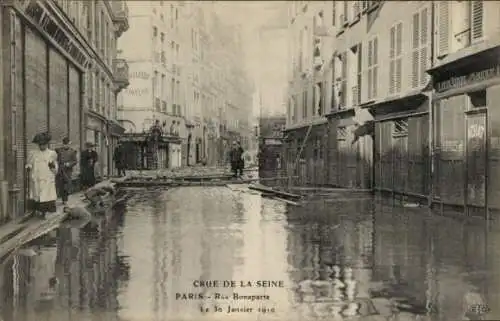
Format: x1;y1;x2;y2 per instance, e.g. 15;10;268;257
214;1;290;117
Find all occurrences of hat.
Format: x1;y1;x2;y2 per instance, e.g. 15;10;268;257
85;142;95;148
32;132;51;145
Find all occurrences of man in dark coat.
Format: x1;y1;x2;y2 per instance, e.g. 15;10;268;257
80;142;98;189
228;141;244;178
113;142;126;177
55;137;77;205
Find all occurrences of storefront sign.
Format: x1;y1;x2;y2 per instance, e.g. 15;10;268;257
468;124;485;139
23;1;88;67
436;65;500;92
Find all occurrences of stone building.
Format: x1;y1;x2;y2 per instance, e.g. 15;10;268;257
285;1;500;214
0;0;129;217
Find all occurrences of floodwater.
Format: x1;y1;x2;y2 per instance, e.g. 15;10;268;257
0;186;499;321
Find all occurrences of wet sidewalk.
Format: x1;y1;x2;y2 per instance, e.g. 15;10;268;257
0;187;498;321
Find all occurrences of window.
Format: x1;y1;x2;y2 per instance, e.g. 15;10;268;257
153;71;158;100
367;37;378;100
389;22;403;94
468;90;486;109
334;52;347;109
337;127;348;141
153;26;158;38
392;118;409;137
176;80;180;115
161;74;166;102
170;78;175;114
471;1;484;41
350;44;362;106
332;2;336;26
302;89;308;119
411;7;429;88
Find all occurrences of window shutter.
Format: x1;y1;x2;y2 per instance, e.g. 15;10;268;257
396;23;403;56
389;60;395;94
411;12;420;88
373;37;378;64
389;26;396;59
372;66;378;98
437;1;450;57
419;47;427;86
395;58;402;93
471;1;484;40
412;13;420;50
420;8;428;45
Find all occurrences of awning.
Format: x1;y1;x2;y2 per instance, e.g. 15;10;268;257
108;120;125;136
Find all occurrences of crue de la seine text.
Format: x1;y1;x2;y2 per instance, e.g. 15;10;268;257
193;280;284;288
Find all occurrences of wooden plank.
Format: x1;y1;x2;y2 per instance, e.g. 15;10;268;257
248;184;302;201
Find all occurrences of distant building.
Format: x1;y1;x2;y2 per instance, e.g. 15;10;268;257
117;2;253;169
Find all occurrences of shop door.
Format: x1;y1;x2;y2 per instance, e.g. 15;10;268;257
465;110;487;208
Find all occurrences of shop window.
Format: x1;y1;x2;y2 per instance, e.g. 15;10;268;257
468;90;486;108
337;126;348;141
392;118;409;137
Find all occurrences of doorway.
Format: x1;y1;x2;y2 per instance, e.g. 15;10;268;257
465;109;487;209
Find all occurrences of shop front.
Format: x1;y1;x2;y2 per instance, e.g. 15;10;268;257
427;45;500;215
107;120;125;176
325;109;370;189
363;93;430;199
2;1;90;215
85;112;108;180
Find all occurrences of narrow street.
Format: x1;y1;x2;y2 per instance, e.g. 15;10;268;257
0;187;498;321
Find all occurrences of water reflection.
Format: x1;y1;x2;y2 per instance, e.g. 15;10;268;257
0;187;498;321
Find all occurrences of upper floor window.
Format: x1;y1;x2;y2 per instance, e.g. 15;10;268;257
367;37;378;100
389;22;403;94
411;7;430;88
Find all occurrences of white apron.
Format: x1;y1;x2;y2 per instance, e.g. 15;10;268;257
26;149;58;203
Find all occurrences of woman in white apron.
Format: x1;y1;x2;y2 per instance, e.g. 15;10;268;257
26;132;58;219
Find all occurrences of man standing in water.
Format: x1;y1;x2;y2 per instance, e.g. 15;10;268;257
113;141;126;177
26;132;58;219
55;137;77;205
228;141;244;178
80;142;98;189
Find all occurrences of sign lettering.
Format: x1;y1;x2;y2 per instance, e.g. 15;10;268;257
437;65;500;92
24;1;88;67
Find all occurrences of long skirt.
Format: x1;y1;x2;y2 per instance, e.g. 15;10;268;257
27;199;57;213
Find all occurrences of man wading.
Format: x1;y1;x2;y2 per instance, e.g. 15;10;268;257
26;132;58;219
55;137;77;205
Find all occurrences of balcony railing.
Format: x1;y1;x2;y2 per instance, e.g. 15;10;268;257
113;58;129;92
111;1;129;37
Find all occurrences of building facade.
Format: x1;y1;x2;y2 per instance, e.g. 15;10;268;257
117;2;253;169
117;1;186;170
285;0;500;214
0;0;129;218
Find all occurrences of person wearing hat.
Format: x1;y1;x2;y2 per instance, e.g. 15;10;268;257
80;142;98;189
26;132;58;218
55;137;77;205
228;141;244;178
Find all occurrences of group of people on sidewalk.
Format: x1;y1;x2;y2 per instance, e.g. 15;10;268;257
25;132;127;219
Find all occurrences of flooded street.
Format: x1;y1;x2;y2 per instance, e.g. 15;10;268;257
1;187;499;321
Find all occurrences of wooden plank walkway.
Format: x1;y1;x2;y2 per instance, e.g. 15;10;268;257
0;180;120;261
116;176;296;188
